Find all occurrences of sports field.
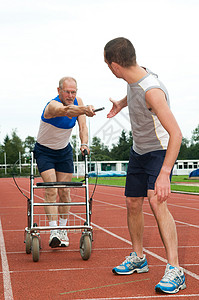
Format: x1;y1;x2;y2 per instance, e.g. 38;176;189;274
0;177;199;299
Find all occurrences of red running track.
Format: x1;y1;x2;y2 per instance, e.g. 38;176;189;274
0;177;199;299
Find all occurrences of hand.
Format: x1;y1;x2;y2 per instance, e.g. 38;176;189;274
85;105;96;117
107;98;122;118
154;173;171;202
80;145;90;155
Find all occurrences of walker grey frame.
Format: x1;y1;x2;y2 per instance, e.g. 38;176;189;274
24;151;93;262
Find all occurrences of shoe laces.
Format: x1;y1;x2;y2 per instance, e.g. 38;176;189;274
50;229;59;237
60;230;68;238
122;253;140;265
163;266;182;281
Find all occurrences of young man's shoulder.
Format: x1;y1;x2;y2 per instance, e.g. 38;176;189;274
138;73;161;92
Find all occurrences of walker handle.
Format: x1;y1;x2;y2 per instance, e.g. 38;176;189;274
83;149;88;156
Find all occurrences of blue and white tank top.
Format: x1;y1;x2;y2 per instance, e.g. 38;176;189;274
37;96;78;150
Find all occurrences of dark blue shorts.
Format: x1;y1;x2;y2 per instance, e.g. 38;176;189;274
125;148;172;197
33;142;74;174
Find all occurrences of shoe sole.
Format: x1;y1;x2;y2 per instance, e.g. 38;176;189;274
59;241;69;247
49;237;61;248
112;265;149;275
155;283;186;294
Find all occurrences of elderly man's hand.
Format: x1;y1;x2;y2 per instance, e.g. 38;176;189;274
85;105;96;117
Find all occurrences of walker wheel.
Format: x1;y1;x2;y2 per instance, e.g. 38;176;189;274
32;236;40;262
25;232;32;254
80;234;92;260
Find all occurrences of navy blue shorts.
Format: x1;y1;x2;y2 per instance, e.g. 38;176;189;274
125;148;172;197
33;142;74;174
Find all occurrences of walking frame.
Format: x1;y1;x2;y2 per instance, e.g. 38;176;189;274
24;150;93;262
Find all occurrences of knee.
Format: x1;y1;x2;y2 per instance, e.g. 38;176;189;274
45;188;57;202
126;197;143;215
148;194;167;217
148;194;157;207
58;188;71;203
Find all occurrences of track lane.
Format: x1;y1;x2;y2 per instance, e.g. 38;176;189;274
0;178;199;299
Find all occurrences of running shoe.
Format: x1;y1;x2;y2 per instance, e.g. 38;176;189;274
59;230;69;247
112;252;149;275
155;264;186;294
49;230;61;248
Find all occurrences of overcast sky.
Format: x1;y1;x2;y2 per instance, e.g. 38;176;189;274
1;0;199;147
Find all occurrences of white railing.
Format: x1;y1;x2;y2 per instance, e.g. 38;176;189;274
0;160;199;177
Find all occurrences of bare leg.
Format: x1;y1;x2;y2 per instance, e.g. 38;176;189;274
126;197;144;257
148;190;179;267
40;169;58;222
56;172;73;219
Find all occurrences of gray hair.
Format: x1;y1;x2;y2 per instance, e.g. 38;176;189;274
59;77;77;89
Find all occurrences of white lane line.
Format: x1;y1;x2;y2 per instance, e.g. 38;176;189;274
93;198;199;229
78;294;199;300
95;190;199;211
1;263;198;275
0;218;14;300
10;181;199;217
69;211;199;281
1;224;190;232
4;247;199;256
9;183;199;281
169;203;199;211
95;189;199;201
175;220;199;228
91;221;199;281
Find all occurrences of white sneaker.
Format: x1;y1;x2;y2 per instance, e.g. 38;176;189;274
112;252;149;275
155;264;186;294
49;230;61;248
59;230;69;247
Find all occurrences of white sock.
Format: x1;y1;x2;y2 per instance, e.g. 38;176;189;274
59;217;67;226
49;220;57;228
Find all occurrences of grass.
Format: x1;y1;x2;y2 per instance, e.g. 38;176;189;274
171;175;199;193
171;175;199;183
72;175;199;194
171;184;199;193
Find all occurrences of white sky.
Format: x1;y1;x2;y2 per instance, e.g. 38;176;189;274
1;0;199;147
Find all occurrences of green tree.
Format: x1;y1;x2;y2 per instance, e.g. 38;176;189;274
191;124;199;144
186;144;199;159
186;124;199;159
24;136;36;153
110;130;133;160
178;137;189;159
0;142;5;164
90;136;111;160
70;135;81;160
2;129;25;164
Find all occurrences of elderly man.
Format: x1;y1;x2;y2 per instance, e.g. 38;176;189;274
34;76;95;248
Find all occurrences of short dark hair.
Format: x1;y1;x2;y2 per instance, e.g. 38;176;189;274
104;37;136;67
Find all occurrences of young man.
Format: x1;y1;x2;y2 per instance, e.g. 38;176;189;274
104;37;186;294
34;77;95;248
